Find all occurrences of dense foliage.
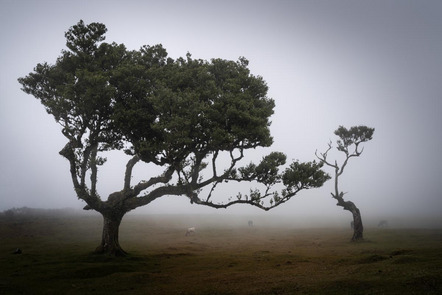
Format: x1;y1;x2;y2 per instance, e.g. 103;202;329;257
19;20;329;254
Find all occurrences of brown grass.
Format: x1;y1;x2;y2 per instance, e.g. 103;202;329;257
0;213;441;294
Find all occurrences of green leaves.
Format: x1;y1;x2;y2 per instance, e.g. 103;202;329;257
335;125;375;152
254;152;286;185
19;20;331;214
282;160;330;192
20;20;276;169
19;22;129;149
65;20;107;55
237;152;286;185
114;52;275;165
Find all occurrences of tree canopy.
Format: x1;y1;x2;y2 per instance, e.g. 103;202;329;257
18;20;329;254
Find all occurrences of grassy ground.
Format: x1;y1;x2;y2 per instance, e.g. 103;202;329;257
0;213;441;294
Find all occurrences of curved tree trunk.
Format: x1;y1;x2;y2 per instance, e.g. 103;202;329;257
94;212;127;256
350;206;363;241
338;199;363;241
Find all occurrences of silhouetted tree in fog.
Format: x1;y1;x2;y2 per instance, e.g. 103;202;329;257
316;126;374;241
18;20;329;255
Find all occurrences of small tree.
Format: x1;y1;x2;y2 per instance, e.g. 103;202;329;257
316;126;374;241
18;20;329;255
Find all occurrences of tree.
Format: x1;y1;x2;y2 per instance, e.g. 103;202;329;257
316;126;375;241
18;20;330;255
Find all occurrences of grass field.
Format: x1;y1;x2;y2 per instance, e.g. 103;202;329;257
1;211;441;294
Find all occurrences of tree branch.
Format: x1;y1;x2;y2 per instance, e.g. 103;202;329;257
124;155;140;191
132;166;175;196
315;141;337;169
59;141;102;211
124;183;189;210
191;184;303;212
59;141;81;189
90;145;98;196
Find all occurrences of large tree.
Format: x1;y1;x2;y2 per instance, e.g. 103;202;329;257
316;126;375;241
18;20;329;255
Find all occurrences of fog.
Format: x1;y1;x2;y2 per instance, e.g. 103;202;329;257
1;0;442;227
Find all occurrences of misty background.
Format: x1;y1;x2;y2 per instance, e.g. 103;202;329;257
1;0;441;227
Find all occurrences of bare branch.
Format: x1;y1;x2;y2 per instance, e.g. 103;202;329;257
205;181;219;202
132;166;175;196
124;155;140;191
315;141;337;168
124;184;189;210
90;145;98;196
191;183;304;212
59;141;103;211
211;150;219;178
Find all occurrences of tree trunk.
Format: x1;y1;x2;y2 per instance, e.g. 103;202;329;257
94;213;127;256
350;206;364;241
335;196;364;241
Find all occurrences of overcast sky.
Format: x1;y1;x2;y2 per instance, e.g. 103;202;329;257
1;0;441;224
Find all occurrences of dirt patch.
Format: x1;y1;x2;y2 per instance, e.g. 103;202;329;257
390;249;414;256
358;254;389;264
